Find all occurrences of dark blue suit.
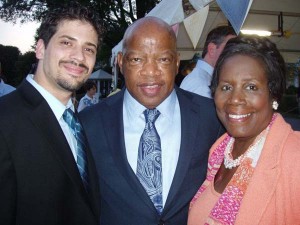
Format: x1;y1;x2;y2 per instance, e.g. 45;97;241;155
80;87;223;225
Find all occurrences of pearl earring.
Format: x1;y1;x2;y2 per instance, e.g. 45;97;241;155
272;101;279;110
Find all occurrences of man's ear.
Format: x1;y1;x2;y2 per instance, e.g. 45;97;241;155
117;52;124;75
36;39;45;60
176;53;181;74
207;42;217;57
176;53;180;68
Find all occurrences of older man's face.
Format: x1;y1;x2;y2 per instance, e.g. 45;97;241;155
118;24;179;109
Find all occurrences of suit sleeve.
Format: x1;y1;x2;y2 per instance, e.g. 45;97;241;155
0;130;17;224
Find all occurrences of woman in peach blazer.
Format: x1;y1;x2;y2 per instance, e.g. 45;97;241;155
188;36;300;225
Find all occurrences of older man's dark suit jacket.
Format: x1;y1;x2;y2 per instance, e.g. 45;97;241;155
80;87;223;225
0;80;100;225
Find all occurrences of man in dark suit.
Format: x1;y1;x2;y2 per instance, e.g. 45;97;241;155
80;17;223;225
0;3;102;225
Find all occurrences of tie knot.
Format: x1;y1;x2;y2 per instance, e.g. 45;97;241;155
144;108;160;124
63;108;75;124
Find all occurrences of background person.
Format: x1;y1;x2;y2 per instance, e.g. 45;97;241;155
0;76;15;97
78;80;98;112
180;25;236;98
80;16;223;225
0;3;102;225
188;36;300;225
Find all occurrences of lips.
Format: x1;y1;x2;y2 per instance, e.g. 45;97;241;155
227;113;252;123
142;84;159;89
60;61;88;76
139;83;162;97
64;64;87;75
228;113;251;119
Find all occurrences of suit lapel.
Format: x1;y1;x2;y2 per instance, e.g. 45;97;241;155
81;117;101;218
103;90;157;212
163;89;204;216
19;80;97;216
31;103;85;189
235;115;289;224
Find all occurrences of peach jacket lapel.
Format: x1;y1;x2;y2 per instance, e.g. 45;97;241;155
235;114;292;224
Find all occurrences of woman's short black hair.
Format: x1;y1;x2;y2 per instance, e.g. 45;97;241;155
211;36;286;101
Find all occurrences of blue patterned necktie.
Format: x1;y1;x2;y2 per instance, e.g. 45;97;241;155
63;108;89;192
137;108;163;214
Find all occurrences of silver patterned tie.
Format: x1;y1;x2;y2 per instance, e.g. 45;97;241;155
137;108;163;214
63;108;89;192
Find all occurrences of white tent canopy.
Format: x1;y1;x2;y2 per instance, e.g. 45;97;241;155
179;0;300;63
89;69;112;97
89;69;112;80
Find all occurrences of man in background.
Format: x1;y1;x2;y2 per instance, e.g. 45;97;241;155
180;26;236;98
0;3;102;224
80;16;223;225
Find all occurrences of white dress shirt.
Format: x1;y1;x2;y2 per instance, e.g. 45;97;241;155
26;74;77;161
123;89;181;206
180;59;214;98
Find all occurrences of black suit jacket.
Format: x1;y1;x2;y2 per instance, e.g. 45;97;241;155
80;88;223;225
0;80;100;225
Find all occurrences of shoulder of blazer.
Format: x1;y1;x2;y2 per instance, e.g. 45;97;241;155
176;86;214;102
2;79;44;103
79;88;125;125
0;79;45;117
84;88;124;110
176;86;224;137
175;86;216;111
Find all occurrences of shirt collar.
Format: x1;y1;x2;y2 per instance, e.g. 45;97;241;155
124;88;177;122
26;74;74;120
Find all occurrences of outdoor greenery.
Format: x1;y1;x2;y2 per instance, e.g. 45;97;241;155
0;44;36;86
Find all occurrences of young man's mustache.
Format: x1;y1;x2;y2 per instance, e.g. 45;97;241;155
59;60;89;71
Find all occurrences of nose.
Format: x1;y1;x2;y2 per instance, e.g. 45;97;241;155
228;88;246;105
140;59;160;77
70;45;85;62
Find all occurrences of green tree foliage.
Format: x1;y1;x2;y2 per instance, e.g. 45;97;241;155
0;44;20;86
0;44;36;86
15;51;37;84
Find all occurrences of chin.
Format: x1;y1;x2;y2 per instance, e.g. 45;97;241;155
58;80;84;92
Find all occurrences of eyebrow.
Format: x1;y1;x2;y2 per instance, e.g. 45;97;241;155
59;35;97;49
125;49;176;55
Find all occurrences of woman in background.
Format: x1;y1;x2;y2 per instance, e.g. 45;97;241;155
188;36;300;224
